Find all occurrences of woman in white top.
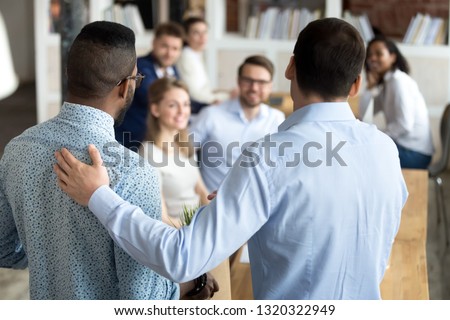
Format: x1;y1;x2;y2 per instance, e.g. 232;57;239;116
176;17;235;114
140;78;209;226
359;36;434;169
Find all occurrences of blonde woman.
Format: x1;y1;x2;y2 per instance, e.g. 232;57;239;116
140;78;209;226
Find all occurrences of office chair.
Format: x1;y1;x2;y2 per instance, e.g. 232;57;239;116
428;103;450;247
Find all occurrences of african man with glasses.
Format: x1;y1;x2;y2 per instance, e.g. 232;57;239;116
0;21;217;300
189;55;285;193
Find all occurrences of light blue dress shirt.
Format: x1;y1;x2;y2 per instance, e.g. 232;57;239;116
0;103;178;299
190;98;285;192
87;102;408;299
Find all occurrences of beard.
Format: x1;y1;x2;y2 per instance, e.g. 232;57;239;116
240;92;261;109
115;85;134;126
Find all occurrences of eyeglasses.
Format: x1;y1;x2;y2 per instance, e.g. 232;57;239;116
116;72;146;88
239;76;271;87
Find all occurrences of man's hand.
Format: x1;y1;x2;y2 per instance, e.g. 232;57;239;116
54;144;110;206
366;70;380;89
180;272;219;300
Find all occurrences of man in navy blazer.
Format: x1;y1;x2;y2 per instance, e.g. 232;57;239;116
115;22;184;151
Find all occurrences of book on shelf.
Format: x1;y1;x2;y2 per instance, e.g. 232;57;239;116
271;9;283;39
257;7;279;39
103;3;146;35
434;19;448;45
245;15;258;38
238;0;250;34
414;14;431;45
342;10;374;43
358;13;374;43
409;13;426;44
288;8;300;40
402;14;421;44
424;17;443;45
245;6;320;40
298;9;311;36
403;13;448;45
278;8;292;40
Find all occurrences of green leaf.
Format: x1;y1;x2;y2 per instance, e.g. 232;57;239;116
179;203;200;226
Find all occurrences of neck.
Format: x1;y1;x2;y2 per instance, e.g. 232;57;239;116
66;94;115;115
157;127;179;152
292;91;346;111
66;94;93;107
189;45;202;53
240;99;261;121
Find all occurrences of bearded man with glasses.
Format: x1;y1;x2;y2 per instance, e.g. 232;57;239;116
190;55;285;193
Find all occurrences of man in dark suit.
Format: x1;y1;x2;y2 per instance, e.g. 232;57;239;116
115;22;185;151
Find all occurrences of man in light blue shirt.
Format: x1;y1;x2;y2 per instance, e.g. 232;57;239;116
54;18;408;299
0;21;215;299
190;55;285;192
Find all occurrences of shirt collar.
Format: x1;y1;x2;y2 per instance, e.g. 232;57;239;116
383;70;395;82
279;102;355;132
155;66;176;78
58;102;115;137
229;98;269;121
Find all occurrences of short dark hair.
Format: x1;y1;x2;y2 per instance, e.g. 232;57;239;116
365;35;410;74
67;21;136;99
154;22;185;40
182;17;207;34
238;55;274;79
293;18;365;100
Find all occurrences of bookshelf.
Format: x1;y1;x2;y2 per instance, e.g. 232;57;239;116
341;0;450;109
33;0;342;122
204;0;342;94
204;0;449;110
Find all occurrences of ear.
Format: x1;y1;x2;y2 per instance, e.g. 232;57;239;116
349;74;362;97
117;78;130;100
150;103;160;118
285;56;295;80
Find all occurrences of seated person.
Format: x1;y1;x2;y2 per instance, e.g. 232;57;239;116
139;78;209;227
359;36;434;169
190;55;285;192
177;17;236;114
115;22;184;151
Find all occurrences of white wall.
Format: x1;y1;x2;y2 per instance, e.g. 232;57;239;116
0;0;35;82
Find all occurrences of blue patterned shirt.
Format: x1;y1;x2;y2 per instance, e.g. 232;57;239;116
0;103;179;299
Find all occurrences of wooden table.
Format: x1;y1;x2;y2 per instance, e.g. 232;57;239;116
230;169;429;300
210;259;232;300
380;169;429;299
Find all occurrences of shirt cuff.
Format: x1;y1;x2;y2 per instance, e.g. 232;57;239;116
88;185;125;225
